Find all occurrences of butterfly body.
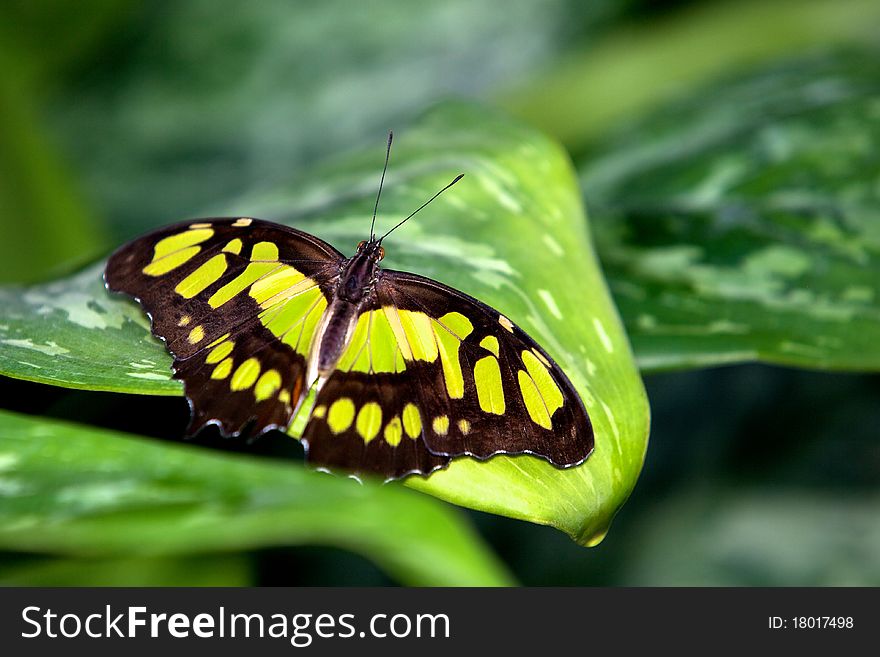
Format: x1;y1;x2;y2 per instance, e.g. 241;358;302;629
106;211;593;480
312;240;383;382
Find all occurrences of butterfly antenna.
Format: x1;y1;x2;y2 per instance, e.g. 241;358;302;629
370;131;394;240
379;173;464;242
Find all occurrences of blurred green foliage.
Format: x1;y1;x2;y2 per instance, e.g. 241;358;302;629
584;48;880;371
0;0;877;585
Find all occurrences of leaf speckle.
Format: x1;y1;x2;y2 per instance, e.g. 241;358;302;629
1;339;69;356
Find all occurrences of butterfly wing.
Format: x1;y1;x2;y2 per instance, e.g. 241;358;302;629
105;217;344;436
302;269;593;480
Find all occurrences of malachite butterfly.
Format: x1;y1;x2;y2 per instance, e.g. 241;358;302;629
105;134;593;480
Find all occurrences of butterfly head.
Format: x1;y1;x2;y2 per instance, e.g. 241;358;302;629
356;239;385;262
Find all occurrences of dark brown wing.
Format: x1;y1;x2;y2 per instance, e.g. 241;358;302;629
105;217;344;436
301;268;593;480
303;370;451;480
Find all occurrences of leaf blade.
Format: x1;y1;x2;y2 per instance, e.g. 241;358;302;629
0;409;513;586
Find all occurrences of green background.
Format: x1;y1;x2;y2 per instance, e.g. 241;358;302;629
0;0;878;585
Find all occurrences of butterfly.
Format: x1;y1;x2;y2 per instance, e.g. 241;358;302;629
104;133;593;480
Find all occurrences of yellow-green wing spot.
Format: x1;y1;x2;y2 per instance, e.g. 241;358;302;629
222;238;243;255
254;369;282;402
211;357;234;380
522;351;563;411
205;339;234;364
187;325;206;345
434;312;473;399
355;402;383;443
515;350;565;429
143;248;201;276
473;355;505;415
230;357;261;392
327;398;356;434
143;227;214;276
432;415;450;436
521;349;564;418
154;228;215;259
250;241;278;261
517;370;552;429
478;335;499;356
402;403;422;439
384;415;403;447
175;253;229;298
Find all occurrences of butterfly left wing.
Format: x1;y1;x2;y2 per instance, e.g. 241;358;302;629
302;269;593;480
105;217;344;436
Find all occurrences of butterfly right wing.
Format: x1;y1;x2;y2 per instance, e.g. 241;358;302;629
105;217;344;436
300;269;593;480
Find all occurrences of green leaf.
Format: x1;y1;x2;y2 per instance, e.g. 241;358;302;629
0;553;252;586
0;409;512;586
581;48;880;372
0;102;649;545
0;265;181;394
